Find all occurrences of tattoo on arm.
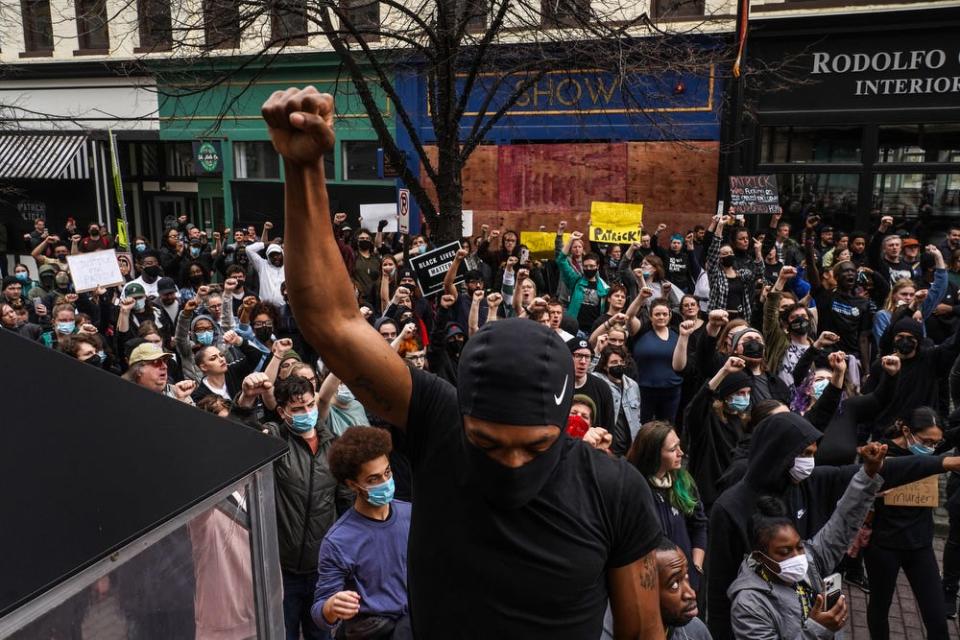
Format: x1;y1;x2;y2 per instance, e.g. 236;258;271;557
638;553;657;591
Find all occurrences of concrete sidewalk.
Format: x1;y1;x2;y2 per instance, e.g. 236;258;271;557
842;537;959;639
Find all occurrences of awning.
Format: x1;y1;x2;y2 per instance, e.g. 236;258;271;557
0;133;90;180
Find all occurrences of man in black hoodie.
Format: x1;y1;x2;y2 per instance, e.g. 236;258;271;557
706;411;960;640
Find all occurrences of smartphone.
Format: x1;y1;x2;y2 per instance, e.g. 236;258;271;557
823;573;842;609
520;247;530;263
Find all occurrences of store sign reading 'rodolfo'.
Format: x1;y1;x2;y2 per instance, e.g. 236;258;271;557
811;48;960;97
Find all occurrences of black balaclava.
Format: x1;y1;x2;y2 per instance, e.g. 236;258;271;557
457;318;574;509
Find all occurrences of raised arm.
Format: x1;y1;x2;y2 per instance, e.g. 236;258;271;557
445;248;467;298
262;87;411;429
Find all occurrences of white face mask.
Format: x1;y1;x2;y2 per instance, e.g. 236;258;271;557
789;456;816;482
766;552;809;584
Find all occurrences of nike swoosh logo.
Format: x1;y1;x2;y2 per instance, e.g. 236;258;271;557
554;375;569;405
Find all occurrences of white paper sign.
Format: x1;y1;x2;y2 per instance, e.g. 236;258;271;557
66;249;124;293
462;210;474;237
359;203;398;232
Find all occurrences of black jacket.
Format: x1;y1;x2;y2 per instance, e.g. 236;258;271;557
705;412;945;640
682;381;747;509
264;422;352;574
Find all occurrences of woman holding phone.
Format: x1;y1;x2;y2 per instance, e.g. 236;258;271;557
728;442;887;639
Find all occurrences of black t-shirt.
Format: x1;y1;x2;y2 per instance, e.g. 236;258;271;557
725;276;745;314
578;281;602;332
402;369;661;639
814;289;872;354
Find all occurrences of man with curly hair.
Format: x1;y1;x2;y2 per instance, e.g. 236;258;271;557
312;427;412;638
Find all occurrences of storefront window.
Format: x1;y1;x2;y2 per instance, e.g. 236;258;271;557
760;126;862;164
776;173;860;221
878;124;960;164
342;140;380;180
234;141;280;179
164;142;195;177
873;173;960;219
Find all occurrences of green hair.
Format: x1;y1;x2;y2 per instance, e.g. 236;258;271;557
670;468;699;516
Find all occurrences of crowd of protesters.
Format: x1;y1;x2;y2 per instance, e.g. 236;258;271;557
9;89;960;640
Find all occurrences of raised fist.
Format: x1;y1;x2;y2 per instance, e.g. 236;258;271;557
261;86;336;166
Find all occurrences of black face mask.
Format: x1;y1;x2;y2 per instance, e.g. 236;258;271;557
143;265;161;278
84;354;103;367
582;268;598;280
189;275;204;287
89;229;100;238
608;364;627;379
742;340;765;359
463;428;565;509
358;240;373;252
894;336;918;355
720;255;735;268
446;339;464;359
788;318;810;335
254;326;273;343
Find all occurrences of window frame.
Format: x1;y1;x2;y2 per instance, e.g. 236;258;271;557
136;0;172;52
203;0;241;50
20;0;55;55
74;0;111;52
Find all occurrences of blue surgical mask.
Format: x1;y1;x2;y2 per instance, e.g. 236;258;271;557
135;243;146;252
56;321;76;334
812;379;830;399
15;272;29;283
417;245;427;254
196;330;214;346
365;477;395;506
190;246;201;258
726;393;751;413
288;407;318;433
908;434;935;456
134;298;146;312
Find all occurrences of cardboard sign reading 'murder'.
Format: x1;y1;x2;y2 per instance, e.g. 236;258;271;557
408;241;466;297
729;175;783;215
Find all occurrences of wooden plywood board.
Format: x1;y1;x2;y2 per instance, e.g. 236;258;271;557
418;145;499;213
627;141;719;225
498;143;627;213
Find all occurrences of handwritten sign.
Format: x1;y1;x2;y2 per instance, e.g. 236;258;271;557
462;210;474;238
408;241;466;297
729;176;782;215
883;475;939;508
359;203;398;232
66;249;124;293
521;231;571;258
589;202;644;244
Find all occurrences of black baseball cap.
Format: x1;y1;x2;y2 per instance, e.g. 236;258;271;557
566;337;591;354
157;277;177;295
458;318;574;429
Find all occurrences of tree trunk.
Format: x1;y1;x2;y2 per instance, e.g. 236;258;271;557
431;133;465;244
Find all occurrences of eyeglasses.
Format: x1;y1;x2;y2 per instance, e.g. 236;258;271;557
572;353;592;361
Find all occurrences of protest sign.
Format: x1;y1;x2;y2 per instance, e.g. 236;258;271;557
729;176;783;215
359;203;399;232
883;475;939;508
462;210;474;237
66;249;124;293
408;241;466;297
589;202;644;243
521;231;570;258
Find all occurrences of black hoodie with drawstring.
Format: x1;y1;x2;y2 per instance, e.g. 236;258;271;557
705;412;946;640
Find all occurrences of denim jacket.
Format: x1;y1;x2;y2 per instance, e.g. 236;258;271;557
597;372;642;452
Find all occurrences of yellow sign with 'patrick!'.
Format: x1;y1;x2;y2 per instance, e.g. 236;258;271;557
589;202;644;244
